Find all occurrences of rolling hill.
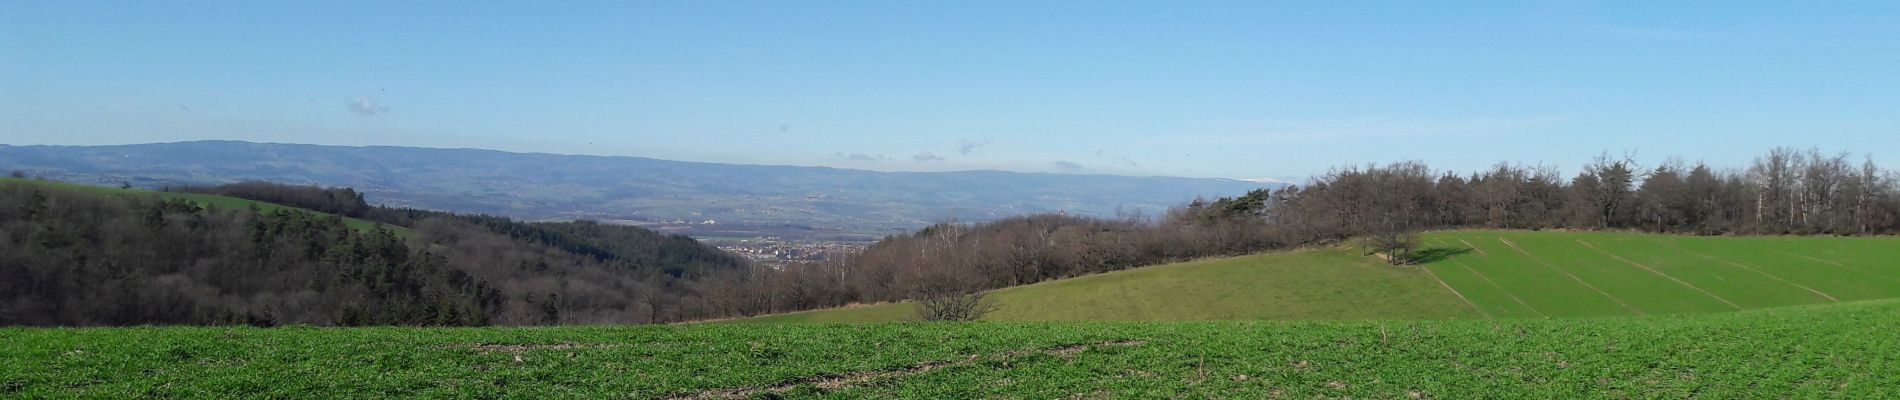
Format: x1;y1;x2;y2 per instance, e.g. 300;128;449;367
0;141;1268;238
733;230;1900;323
10;186;1899;397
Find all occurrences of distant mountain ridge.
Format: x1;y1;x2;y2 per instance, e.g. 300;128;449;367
0;141;1269;236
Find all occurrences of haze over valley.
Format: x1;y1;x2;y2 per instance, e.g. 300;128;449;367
0;140;1266;243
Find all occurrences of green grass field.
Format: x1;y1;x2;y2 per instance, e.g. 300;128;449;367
738;230;1900;323
6;299;1898;398
738;248;1476;323
1421;230;1900;318
0;177;408;236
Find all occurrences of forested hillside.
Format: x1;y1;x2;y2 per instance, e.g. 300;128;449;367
170;181;746;275
0;178;747;326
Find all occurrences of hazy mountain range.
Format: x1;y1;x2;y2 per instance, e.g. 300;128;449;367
0;141;1269;238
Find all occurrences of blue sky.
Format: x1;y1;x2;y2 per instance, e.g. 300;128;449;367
3;1;1897;180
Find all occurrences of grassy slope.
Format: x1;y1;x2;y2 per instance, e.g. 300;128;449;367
740;248;1476;324
739;230;1900;323
0;177;408;236
5;299;1897;398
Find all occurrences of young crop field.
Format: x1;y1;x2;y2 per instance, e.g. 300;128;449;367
4;299;1897;398
739;230;1900;323
1421;230;1900;318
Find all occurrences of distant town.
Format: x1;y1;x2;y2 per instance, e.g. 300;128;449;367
697;237;865;268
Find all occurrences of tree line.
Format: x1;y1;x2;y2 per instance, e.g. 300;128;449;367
1274;148;1900;238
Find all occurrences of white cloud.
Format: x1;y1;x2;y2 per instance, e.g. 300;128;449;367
913;152;945;162
347;96;390;116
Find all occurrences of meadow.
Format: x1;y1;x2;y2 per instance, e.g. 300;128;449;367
1421;230;1900;318
4;299;1896;399
738;248;1475;323
739;230;1900;323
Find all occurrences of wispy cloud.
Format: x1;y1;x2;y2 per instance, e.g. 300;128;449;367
957;138;990;155
1089;148;1144;170
912;152;945;162
347;96;390;116
1052;160;1084;170
832;152;886;161
1160;117;1560;146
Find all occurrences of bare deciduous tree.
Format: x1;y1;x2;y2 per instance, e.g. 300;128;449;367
912;269;998;322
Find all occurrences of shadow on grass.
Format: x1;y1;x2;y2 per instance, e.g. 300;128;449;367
1409;247;1473;264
